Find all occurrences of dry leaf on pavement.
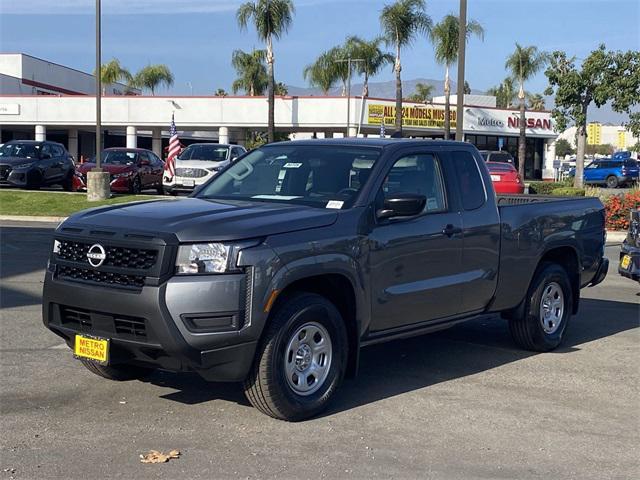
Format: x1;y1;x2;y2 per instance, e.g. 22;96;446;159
139;449;181;464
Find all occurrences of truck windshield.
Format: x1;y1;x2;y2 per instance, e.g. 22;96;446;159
196;144;382;208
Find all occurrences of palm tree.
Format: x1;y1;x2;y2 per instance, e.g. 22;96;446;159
380;0;432;136
214;88;228;97
487;77;517;108
274;82;288;96
94;59;132;95
527;93;546;111
303;51;338;95
132;64;174;95
231;49;268;96
429;14;484;139
408;82;434;103
505;43;548;179
237;0;295;143
346;36;394;97
328;45;351;96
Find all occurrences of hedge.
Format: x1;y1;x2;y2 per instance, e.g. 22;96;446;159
528;180;571;195
603;191;640;230
550;187;586;196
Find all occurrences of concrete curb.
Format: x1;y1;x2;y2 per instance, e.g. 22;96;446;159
0;215;67;223
606;231;627;244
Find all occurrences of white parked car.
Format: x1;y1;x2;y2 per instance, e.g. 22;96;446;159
163;143;247;195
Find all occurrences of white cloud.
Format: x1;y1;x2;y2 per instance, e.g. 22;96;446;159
0;0;342;15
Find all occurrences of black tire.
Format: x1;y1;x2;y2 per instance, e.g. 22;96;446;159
130;176;142;194
509;262;573;352
606;175;618;188
80;359;152;381
61;172;74;192
156;183;164;195
243;292;348;421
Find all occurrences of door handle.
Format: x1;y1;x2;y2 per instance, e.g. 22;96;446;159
442;224;462;237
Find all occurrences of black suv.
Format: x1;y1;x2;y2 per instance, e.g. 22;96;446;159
0;140;75;190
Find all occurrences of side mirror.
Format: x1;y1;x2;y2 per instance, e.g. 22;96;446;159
377;193;426;220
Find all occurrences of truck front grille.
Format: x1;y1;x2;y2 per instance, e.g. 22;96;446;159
175;167;209;178
58;305;149;341
114;316;147;338
57;265;145;290
60;306;93;330
57;240;157;270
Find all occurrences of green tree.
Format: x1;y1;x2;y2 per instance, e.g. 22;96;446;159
505;43;548;179
346;36;394;97
545;46;640;187
231;49;268;96
303;50;338;94
214;88;228;97
585;144;615;156
408;82;434;103
94;59;132;95
487;78;516;108
554;138;574;157
132;64;174;95
380;0;432;136
237;0;295;143
429;14;484;139
274;82;288;95
527;93;546;111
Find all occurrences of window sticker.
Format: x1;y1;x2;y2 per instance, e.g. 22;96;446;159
326;200;344;209
283;162;303;169
427;197;439;210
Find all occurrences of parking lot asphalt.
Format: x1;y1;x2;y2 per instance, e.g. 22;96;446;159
0;220;638;480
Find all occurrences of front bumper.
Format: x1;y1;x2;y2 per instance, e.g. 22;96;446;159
0;165;30;187
42;269;258;381
618;243;640;282
163;174;214;193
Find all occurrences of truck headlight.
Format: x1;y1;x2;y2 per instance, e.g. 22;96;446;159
176;243;232;274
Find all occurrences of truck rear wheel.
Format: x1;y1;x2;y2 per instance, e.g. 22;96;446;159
243;292;348;421
509;262;573;352
80;359;152;381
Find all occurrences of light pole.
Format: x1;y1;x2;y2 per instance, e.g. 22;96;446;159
455;0;467;141
87;0;110;201
334;57;364;137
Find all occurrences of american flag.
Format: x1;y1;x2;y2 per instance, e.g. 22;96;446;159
164;114;180;179
380;117;386;138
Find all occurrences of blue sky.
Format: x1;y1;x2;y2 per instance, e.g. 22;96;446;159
1;0;638;96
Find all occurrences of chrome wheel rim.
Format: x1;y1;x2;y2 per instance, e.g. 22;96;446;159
284;322;332;396
539;282;565;334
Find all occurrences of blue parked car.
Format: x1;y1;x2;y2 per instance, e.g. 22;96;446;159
569;152;639;188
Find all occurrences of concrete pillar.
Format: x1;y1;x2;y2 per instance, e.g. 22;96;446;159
218;126;229;144
152;128;162;158
35;125;46;141
543;139;557;181
67;128;79;160
348;126;358;138
126;126;137;148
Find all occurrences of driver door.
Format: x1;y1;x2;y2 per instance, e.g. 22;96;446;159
368;150;464;332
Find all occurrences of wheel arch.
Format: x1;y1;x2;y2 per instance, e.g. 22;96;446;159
537;245;581;314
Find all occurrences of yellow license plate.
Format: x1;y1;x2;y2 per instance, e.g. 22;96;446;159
621;255;632;270
74;334;109;364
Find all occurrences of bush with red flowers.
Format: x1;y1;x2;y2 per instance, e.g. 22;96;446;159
603;191;640;231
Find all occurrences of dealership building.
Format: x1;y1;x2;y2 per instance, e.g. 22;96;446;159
0;53;558;179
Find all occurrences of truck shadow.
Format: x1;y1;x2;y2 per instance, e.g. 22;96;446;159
152;297;639;413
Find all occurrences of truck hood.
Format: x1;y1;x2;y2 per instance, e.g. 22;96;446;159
63;198;339;242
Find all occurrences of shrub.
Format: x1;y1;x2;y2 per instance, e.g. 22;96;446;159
551;187;585;196
528;180;571;195
603;191;640;231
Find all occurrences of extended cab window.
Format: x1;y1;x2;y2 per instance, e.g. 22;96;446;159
381;153;446;213
452;150;485;210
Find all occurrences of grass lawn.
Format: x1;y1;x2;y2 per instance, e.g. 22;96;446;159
0;190;165;217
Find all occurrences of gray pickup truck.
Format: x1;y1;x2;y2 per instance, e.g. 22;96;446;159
43;139;609;421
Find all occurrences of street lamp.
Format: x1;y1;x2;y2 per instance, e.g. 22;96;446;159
455;0;467;141
87;0;110;201
334;56;365;137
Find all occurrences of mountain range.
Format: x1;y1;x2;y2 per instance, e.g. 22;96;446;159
285;78;631;125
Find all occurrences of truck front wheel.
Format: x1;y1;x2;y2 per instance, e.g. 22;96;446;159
243;292;348;421
80;359;152;381
509;262;573;352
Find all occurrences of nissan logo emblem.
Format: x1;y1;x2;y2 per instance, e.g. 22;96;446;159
86;244;107;268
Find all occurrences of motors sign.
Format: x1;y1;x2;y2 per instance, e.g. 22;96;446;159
368;103;456;129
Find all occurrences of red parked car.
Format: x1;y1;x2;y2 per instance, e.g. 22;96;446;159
486;161;524;194
77;148;164;194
